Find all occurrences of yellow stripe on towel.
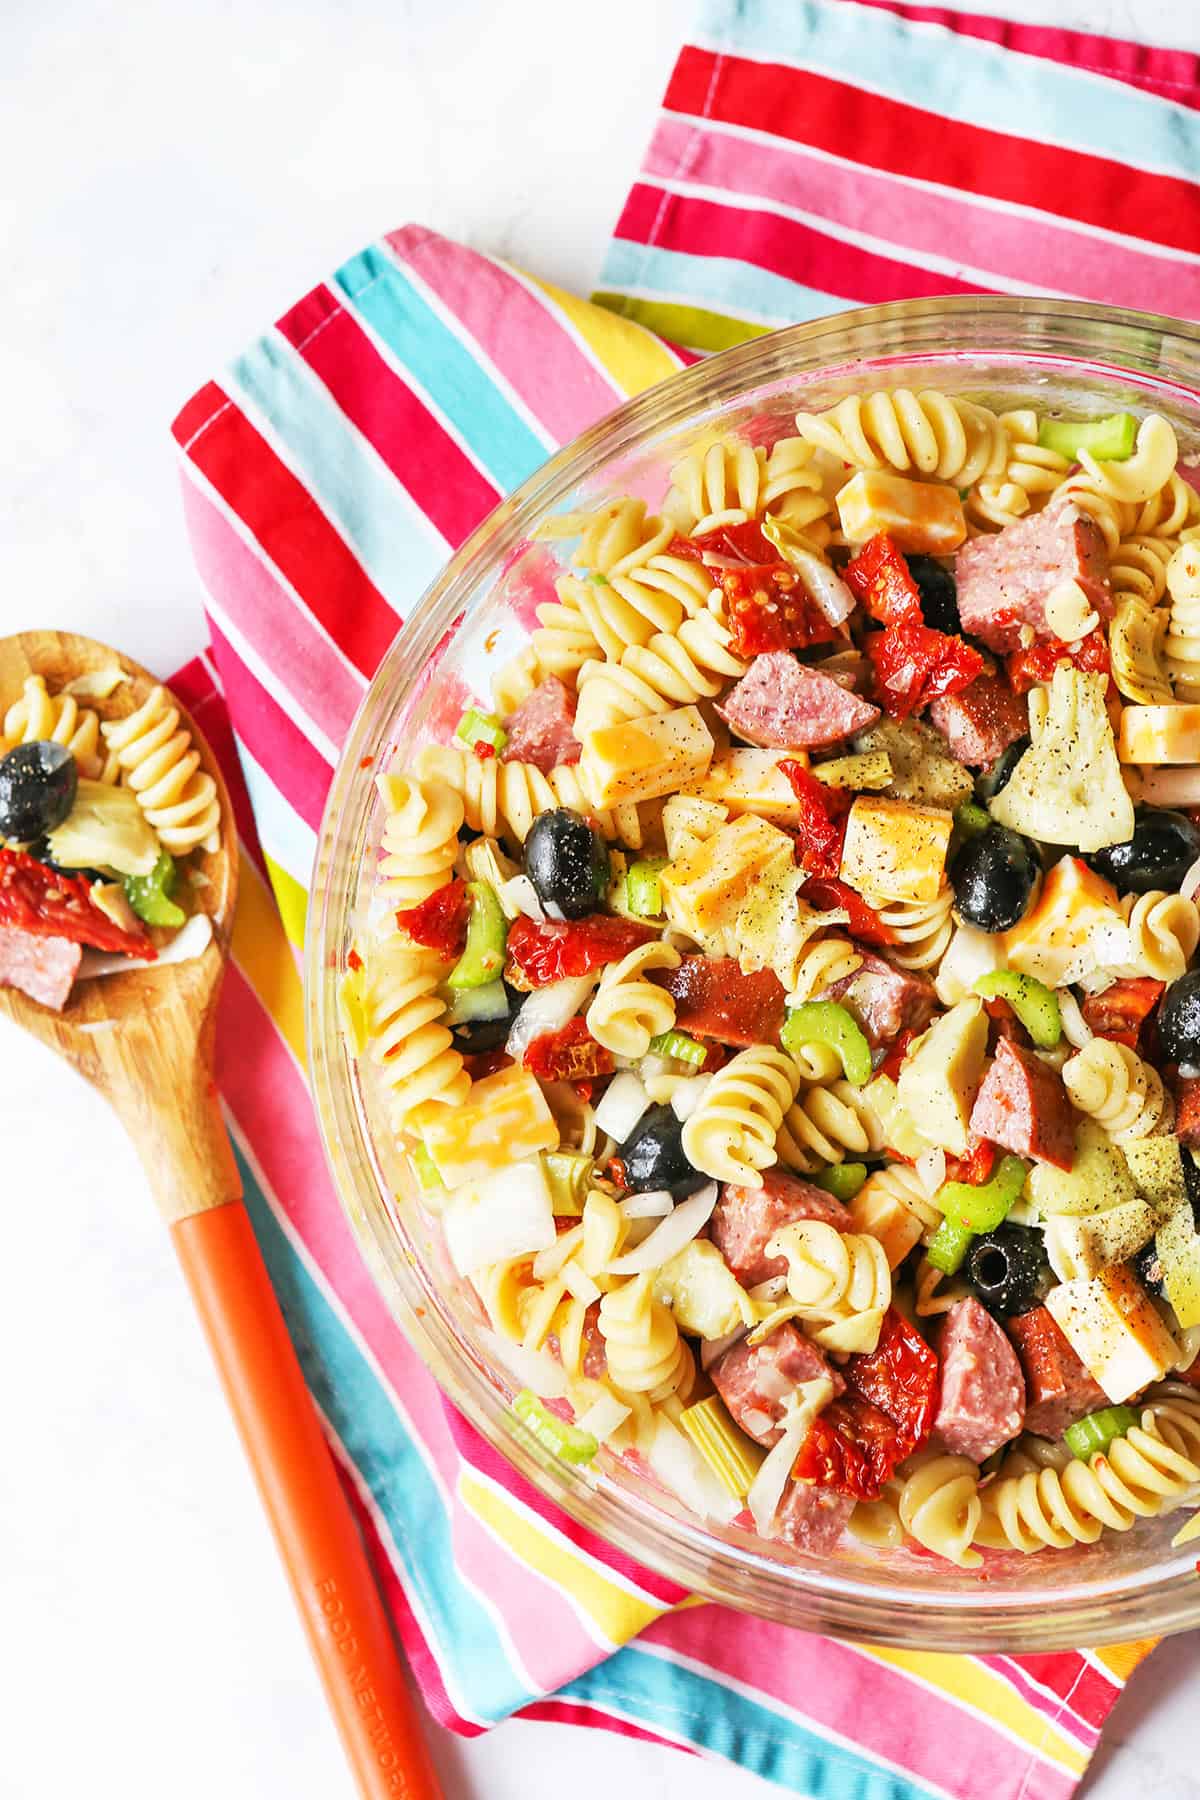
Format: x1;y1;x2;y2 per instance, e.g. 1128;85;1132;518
231;850;307;1068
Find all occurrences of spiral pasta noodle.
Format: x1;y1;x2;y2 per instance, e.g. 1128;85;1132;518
1119;889;1200;982
1165;541;1200;701
573;604;748;734
897;1451;983;1568
597;1272;695;1404
914;1255;968;1318
1077;414;1179;508
975;1422;1200;1552
415;743;650;849
775;1078;885;1174
100;684;222;854
782;1038;845;1084
373;770;463;910
2;675;119;782
586;942;681;1059
782;935;862;1004
362;937;470;1131
765;1219;891;1352
1061;1038;1172;1141
794;388;1007;489
680;1046;802;1187
966;409;1070;530
663;439;768;535
853;1162;943;1242
1132;470;1200;541
1109;599;1172;704
1109;534;1176;609
864;884;954;972
490;591;601;713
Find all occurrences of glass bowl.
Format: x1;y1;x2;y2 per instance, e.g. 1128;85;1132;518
307;296;1200;1652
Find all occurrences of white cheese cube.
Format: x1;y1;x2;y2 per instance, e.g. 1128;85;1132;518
418;1064;558;1187
836;468;967;553
839;794;952;903
659;813;795;941
579;705;714;806
1003;855;1124;988
683;749;808;825
1118;704;1200;765
1045;1265;1180;1402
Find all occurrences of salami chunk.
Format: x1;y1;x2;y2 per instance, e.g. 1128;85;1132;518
717;652;880;749
712;1167;853;1288
824;951;937;1048
955;502;1111;655
968;1038;1075;1170
928;675;1028;768
1006;1306;1107;1438
710;1322;844;1447
933;1297;1026;1462
769;1478;854;1553
501;676;580;770
0;925;81;1011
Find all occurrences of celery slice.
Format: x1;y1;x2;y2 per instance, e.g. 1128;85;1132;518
1064;1405;1138;1461
409;1144;445;1194
781;1001;872;1087
513;1391;599;1465
455;708;508;752
975;970;1062;1049
541;1150;594;1216
812;1162;869;1202
123;850;185;928
940;1154;1028;1235
648;1029;707;1067
625;858;667;918
1037;413;1137;462
926;1214;976;1275
447;881;508;989
954;801;992;841
679;1395;763;1499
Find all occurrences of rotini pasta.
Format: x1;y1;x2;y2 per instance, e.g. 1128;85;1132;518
897;1451;983;1567
1166;540;1200;701
765;1218;891;1352
1117;889;1200;982
2;674;118;782
362;936;470;1131
782;935;862;1004
572;604;747;735
976;1421;1200;1552
776;1078;885;1175
100;684;221;853
680;1046;802;1187
597;1272;695;1404
415;743;651;848
490;590;601;712
586;942;681;1058
794;388;1007;488
864;884;954;972
966;409;1070;531
374;770;463;909
1061;1038;1172;1141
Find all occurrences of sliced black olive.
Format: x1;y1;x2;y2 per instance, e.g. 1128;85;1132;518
905;554;961;635
1089;809;1200;896
619;1104;707;1199
0;741;77;842
976;736;1030;804
950;822;1039;933
1158;969;1200;1071
964;1224;1050;1318
524;808;609;921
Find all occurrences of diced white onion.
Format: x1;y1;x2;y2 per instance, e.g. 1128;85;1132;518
506;975;595;1062
498;873;546;920
607;1181;718;1275
1138;768;1200;808
1182;855;1200;903
934;921;1005;1007
645;1414;740;1525
669;1073;713;1121
476;1327;569;1399
572;1391;630;1443
785;545;856;625
619;1189;675;1220
747;1377;834;1536
915;1148;946;1197
77;911;213;980
593;1070;652;1142
443;1160;556;1274
747;1276;788;1303
1058;989;1094;1049
561;1258;602;1306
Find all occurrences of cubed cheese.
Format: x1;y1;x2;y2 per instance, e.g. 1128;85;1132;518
659;813;795;941
579;705;714;806
1157;1201;1200;1331
836;468;967;553
1003;855;1124;988
896;998;988;1157
417;1064;558;1187
1118;704;1200;765
839;795;953;903
850;1180;926;1269
1044;1265;1180;1402
683;749;808;825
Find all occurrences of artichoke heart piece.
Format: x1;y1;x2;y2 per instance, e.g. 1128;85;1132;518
45;778;160;877
990;666;1133;853
733;859;840;982
655;1240;757;1339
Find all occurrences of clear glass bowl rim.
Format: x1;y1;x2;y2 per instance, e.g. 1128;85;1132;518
306;296;1200;1651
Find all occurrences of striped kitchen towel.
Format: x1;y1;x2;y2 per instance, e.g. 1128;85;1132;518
170;3;1200;1794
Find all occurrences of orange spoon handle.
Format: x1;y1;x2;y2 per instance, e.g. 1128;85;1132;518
172;1200;443;1800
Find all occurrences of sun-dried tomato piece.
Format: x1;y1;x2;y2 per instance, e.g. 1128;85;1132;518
394;877;470;960
1081;977;1164;1049
877;1026;917;1083
944;1138;997;1186
867;620;984;719
0;849;152;956
669;525;839;658
844;533;924;626
798;873;896;947
506;913;656;987
793;1308;940;1500
777;762;850;878
525;1018;614;1084
1007;629;1111;695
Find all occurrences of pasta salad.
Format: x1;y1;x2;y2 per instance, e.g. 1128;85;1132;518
0;668;223;1009
346;391;1200;1567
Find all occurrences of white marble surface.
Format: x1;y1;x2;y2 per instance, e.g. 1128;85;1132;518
3;1;1200;1795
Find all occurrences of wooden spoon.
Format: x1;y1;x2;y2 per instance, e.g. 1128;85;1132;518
0;631;442;1800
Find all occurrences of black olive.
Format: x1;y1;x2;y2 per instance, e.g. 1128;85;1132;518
964;1224;1050;1318
0;741;77;842
905;554;961;635
1158;969;1200;1072
619;1104;707;1199
976;736;1030;804
950;822;1039;933
1089;809;1200;896
524;808;609;921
